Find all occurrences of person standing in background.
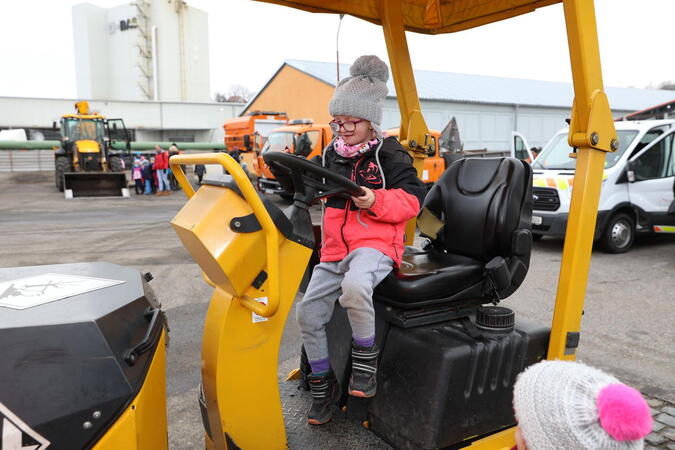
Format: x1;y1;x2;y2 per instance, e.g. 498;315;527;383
141;159;153;195
132;160;143;195
154;145;170;194
168;143;181;190
150;156;158;194
228;145;241;164
194;164;206;185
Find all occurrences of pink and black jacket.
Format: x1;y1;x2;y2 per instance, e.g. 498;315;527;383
320;137;427;266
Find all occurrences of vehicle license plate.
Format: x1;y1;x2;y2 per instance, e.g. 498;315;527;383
532;215;542;225
265;189;274;194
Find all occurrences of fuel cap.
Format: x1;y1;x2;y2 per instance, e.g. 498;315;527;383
475;306;515;331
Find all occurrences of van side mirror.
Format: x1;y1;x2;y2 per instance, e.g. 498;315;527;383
243;134;251;150
626;160;636;183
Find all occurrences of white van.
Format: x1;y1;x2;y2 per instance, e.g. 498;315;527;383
531;119;675;253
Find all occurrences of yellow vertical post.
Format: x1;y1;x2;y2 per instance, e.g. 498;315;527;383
547;0;617;360
378;0;430;243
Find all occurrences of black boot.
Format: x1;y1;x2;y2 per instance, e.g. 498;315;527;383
348;343;379;398
307;370;339;425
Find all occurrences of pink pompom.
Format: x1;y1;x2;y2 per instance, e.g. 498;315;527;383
597;384;652;441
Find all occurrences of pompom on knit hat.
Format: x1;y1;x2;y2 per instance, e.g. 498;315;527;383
513;360;652;450
328;55;389;127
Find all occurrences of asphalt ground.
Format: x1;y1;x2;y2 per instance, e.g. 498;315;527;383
1;171;674;449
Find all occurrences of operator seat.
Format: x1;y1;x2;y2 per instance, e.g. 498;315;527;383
374;157;533;309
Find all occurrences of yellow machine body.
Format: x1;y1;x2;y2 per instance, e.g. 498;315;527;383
172;186;270;294
75;139;101;154
171;154;312;448
93;330;169;450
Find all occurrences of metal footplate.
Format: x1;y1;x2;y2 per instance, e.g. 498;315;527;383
279;358;392;449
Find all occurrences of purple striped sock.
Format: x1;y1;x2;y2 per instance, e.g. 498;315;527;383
309;357;330;375
353;335;375;348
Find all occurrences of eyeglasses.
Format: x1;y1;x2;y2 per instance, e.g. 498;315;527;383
329;119;364;133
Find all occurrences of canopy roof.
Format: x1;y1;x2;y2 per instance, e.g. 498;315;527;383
254;0;561;34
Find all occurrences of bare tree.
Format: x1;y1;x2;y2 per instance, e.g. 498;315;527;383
214;92;229;102
658;81;675;91
214;84;254;103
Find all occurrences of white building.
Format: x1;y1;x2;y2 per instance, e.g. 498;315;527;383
0;96;243;143
72;0;210;102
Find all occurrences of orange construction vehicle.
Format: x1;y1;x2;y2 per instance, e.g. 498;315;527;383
257;119;332;196
383;127;443;187
223;111;288;175
386;117;535;188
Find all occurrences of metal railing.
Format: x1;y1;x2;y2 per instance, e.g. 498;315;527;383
0;148;223;172
0;150;54;172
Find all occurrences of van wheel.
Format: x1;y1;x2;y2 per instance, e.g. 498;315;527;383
601;213;635;253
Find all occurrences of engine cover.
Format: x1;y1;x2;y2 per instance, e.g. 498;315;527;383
0;262;163;449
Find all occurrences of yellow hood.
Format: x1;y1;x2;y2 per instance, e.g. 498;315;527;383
76;140;100;154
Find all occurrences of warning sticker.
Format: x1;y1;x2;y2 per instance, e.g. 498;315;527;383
252;297;269;323
0;273;124;310
0;401;50;449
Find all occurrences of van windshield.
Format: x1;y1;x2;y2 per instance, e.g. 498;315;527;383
262;132;295;153
533;130;638;170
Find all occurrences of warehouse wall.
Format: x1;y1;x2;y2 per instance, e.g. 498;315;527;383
245;65;335;123
247;66;640;151
383;99;634;151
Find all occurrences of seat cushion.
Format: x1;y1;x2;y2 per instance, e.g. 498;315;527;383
374;247;485;308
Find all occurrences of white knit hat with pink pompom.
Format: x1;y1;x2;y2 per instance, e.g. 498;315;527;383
513;360;652;450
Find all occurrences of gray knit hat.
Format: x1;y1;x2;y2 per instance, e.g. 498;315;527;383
513;360;652;450
328;55;389;126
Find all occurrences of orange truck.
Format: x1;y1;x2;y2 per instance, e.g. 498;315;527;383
223;110;288;175
257;119;332;196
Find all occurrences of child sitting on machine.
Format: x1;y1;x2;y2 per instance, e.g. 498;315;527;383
296;55;426;425
512;360;652;450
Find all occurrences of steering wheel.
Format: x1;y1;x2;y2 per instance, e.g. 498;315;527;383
262;151;365;200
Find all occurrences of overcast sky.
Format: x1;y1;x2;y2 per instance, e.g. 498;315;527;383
0;0;673;100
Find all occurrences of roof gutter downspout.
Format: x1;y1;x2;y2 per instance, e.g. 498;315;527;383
151;25;159;101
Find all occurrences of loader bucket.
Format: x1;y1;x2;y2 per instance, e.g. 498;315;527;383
63;172;129;198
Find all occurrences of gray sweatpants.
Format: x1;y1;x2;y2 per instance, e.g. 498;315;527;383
296;247;394;363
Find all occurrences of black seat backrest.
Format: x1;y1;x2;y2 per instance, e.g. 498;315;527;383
420;157;533;298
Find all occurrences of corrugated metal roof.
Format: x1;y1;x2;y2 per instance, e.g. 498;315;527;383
286;59;675;112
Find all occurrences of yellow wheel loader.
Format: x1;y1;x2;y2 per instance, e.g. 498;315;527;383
54;101;131;198
0;0;618;448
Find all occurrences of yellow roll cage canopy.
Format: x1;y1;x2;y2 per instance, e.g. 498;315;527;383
258;0;560;34
254;0;618;364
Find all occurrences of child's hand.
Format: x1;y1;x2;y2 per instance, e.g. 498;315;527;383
352;186;375;209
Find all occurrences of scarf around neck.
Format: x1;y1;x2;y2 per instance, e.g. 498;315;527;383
334;136;380;158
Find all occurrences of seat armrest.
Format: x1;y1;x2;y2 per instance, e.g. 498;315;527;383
512;229;532;256
485;256;511;292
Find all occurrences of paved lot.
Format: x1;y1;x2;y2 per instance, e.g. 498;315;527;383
1;171;674;449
